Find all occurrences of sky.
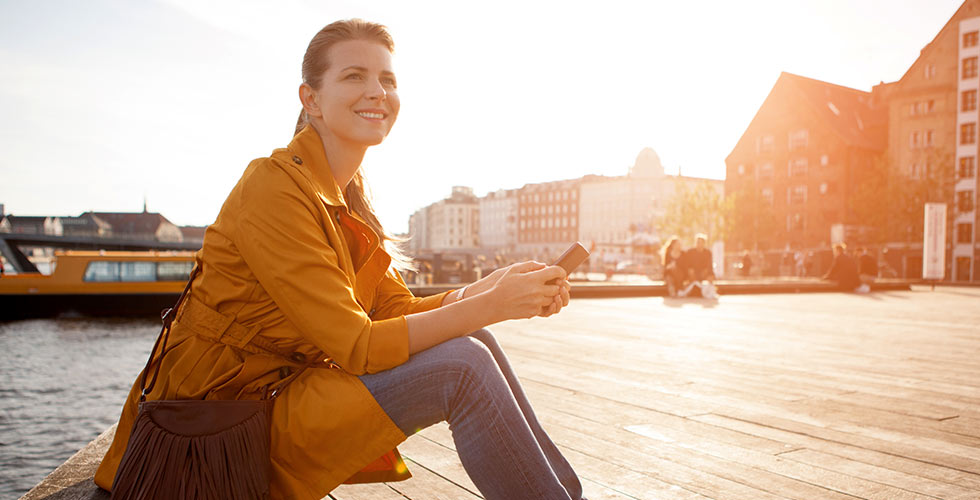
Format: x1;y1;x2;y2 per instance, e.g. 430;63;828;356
0;0;966;234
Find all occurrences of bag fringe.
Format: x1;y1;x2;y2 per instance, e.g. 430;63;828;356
110;408;270;500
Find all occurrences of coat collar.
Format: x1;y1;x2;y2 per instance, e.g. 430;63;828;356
287;125;346;207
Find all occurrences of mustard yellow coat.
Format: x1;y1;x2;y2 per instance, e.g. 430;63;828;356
95;125;451;499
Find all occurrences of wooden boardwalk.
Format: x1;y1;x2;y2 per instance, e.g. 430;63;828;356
23;286;980;499
330;286;980;500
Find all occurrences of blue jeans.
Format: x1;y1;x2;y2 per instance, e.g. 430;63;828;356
359;329;584;500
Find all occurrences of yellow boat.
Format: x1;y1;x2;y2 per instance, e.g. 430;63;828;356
0;250;195;320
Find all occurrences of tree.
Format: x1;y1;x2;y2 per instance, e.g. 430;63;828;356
848;150;955;246
655;180;733;244
726;178;778;251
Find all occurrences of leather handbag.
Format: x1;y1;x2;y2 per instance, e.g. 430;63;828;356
109;265;308;500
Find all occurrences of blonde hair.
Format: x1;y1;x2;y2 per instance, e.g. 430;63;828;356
295;19;413;271
660;236;680;266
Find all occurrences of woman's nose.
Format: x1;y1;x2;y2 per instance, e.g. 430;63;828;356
366;81;387;101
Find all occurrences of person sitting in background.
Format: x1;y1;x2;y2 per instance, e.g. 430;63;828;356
660;236;685;297
858;247;877;286
822;243;867;293
680;234;718;299
739;250;752;277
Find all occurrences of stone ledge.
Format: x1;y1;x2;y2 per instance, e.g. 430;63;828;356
19;425;114;500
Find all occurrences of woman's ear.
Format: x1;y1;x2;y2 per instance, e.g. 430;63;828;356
299;83;321;118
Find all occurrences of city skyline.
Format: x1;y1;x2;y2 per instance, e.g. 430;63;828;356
0;0;963;233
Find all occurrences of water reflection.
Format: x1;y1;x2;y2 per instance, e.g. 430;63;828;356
0;317;158;497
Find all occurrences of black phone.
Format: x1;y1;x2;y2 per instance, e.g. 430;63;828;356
547;242;590;285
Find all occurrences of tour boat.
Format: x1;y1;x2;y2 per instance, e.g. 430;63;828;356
0;251;195;320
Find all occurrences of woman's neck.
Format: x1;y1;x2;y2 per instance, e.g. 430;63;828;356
313;123;367;190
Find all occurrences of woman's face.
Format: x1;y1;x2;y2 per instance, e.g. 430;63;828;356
307;39;400;148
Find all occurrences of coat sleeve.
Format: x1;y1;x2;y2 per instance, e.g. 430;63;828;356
371;269;452;321
234;161;408;375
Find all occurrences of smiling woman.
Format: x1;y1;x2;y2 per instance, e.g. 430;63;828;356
92;19;584;500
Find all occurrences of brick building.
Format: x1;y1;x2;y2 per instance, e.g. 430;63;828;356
726;73;887;254
870;0;980;281
516;179;580;260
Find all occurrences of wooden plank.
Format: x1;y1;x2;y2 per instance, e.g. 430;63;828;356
536;409;856;500
691;413;980;491
327;482;407;500
418;423;709;500
780;449;980;500
520;378;799;456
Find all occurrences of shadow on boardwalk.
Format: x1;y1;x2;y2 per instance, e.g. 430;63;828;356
24;286;980;499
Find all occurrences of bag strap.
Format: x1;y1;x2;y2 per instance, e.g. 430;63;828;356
138;261;335;403
139;262;200;402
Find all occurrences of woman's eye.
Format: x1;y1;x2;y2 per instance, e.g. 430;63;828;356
345;73;363;80
382;77;397;87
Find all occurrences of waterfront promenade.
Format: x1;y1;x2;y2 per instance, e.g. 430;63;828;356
23;286;980;499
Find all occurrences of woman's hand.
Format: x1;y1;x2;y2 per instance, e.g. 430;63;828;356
539;278;571;317
487;261;565;321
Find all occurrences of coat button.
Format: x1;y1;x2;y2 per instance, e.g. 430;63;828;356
335;212;341;223
369;308;376;317
292;155;303;165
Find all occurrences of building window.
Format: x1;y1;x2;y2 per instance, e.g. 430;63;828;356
761;188;773;205
820;154;829;166
910;162;927;179
759;162;774;179
925;130;934;147
757;135;775;154
787;213;805;231
965;30;979;48
819;182;828;195
957;190;975;212
788;129;808;150
737;164;745;175
788;185;807;204
963;57;978;79
911;100;935;116
962;123;977;145
957;223;974;243
925;64;937;79
961;157;976;179
964;90;978;112
788;158;808;176
910;130;921;149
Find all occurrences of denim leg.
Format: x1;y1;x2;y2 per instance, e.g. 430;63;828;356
467;329;584;500
359;334;580;500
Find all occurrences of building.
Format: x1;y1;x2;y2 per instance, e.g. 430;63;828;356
478;189;518;253
870;0;980;281
580;149;666;268
727;72;887;255
60;213;112;238
414;186;479;252
0;215;63;236
86;211;183;242
516;178;580;260
179;226;207;245
728;0;980;281
579;149;724;271
407;207;429;254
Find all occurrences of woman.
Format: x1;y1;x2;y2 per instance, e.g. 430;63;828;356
95;19;585;500
660;236;685;297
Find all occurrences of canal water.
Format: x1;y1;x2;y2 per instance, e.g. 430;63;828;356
0;317;158;498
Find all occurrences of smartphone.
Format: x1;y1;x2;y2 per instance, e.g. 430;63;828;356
547;242;590;285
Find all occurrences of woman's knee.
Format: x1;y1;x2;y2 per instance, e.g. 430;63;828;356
445;336;499;380
468;328;497;349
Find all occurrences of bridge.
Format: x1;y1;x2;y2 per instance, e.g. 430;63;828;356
0;233;201;273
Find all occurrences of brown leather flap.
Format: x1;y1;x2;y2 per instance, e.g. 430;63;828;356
139;400;272;436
